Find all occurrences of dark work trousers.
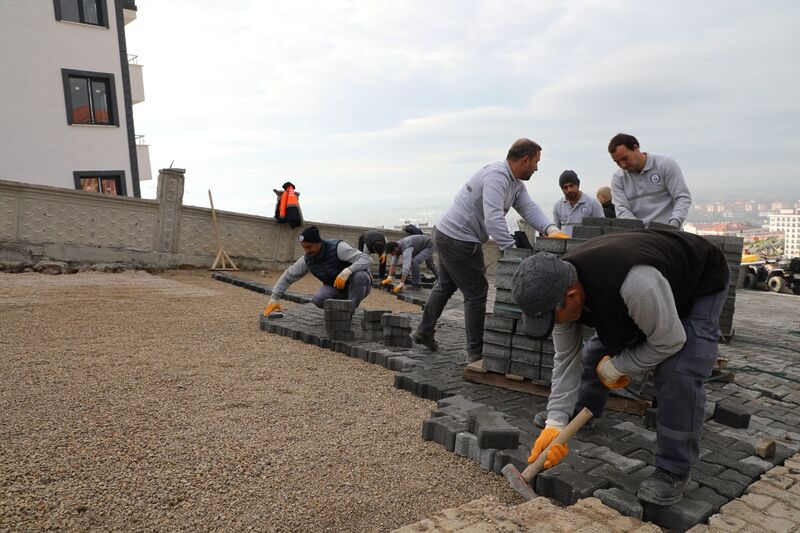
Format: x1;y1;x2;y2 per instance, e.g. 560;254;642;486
310;271;372;309
574;283;728;476
416;227;488;354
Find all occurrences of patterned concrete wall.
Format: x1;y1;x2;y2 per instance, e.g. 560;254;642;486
1;174;503;270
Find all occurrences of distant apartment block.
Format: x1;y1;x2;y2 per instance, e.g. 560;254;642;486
769;209;800;257
0;0;150;197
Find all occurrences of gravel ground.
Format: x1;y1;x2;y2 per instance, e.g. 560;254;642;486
0;270;519;532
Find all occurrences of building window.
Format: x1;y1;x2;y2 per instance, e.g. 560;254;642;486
61;70;118;126
74;171;127;196
54;0;108;27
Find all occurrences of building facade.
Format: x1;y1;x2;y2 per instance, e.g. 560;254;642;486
0;0;150;198
769;210;800;258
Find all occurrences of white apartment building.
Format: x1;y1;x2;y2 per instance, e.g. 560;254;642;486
0;0;150;197
769;209;800;258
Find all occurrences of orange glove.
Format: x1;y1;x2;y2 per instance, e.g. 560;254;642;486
381;276;394;286
392;282;405;294
596;355;630;389
548;231;570;239
263;302;283;316
528;427;568;469
379;254;386;264
333;268;352;290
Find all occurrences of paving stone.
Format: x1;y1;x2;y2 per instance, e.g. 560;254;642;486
568;439;598;457
643;497;715;532
535;463;609;505
454;431;475;457
562;453;602;473
578;433;639;455
362;309;389;321
628;449;655;466
714;403;751;428
532;238;567;254
686;486;728;513
323;299;353;311
613;421;658;442
468;408;520;450
609;218;645;229
432;405;471;424
580;216;609;227
718;500;796;533
580;446;646;474
492;445;529;475
437;395;485;412
381;313;412;328
572;225;604;239
421;415;467;452
691;468;746;498
593;487;643;520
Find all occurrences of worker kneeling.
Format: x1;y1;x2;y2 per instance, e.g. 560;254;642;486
515;230;728;506
263;226;372;316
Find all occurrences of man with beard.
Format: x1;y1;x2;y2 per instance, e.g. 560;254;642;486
552;170;604;236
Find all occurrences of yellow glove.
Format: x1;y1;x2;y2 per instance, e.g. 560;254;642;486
379;254;386;264
548;231;570;239
528;427;568;469
596;355;630;389
392;282;405;294
333;268;352;290
381;276;394;286
263;302;283;316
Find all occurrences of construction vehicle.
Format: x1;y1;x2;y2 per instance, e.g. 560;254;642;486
741;255;800;294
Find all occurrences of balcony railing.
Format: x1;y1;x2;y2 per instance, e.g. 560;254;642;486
127;54;139;65
135;135;147;146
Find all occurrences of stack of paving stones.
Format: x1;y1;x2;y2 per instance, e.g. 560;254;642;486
361;309;389;341
324;299;355;341
382;313;413;348
214;273;800;531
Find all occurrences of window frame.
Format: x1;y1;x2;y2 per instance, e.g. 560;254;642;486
53;0;109;28
61;69;119;126
73;171;127;196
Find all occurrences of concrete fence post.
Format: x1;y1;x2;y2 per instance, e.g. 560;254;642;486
154;168;185;255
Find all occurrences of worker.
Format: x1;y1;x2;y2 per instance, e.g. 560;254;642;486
381;234;438;293
552;170;605;236
273;181;303;229
357;230;388;280
411;138;568;361
514;229;728;506
608;133;692;228
263;226;372;315
596;185;616;219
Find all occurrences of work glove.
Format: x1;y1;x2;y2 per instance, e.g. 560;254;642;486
381;276;394;286
379;254;386;264
528;426;568;469
548;231;570;239
333;267;352;290
392;282;405;294
596;355;630;389
263;301;283;316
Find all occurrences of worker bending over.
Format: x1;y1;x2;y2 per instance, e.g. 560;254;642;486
382;234;438;294
263;226;372;316
357;230;387;280
514;230;728;505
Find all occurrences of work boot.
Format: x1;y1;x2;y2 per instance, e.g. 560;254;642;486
637;467;690;506
411;330;438;351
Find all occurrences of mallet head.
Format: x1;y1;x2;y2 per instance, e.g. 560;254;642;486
501;464;537;501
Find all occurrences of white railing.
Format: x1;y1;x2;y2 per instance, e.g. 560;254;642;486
127;54;139;65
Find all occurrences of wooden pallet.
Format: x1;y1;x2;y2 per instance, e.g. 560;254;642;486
463;359;650;416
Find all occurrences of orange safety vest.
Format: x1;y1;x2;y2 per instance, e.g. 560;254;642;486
278;185;299;219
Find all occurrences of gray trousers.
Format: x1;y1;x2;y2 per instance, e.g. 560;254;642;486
417;227;488;354
408;246;438;285
311;271;372;309
575;284;727;475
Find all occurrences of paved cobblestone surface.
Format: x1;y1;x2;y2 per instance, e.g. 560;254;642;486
218;271;800;531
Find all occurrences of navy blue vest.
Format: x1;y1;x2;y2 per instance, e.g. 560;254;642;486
304;239;351;286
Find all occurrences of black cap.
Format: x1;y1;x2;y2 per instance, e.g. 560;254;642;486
559;170;580;187
299;226;321;243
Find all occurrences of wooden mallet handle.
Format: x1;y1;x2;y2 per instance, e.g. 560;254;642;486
522;407;594;482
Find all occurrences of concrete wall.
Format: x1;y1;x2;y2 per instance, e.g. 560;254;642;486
0;171;501;270
0;0;135;195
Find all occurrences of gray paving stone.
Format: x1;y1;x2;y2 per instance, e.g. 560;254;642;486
421;415;467;452
323;299;353;311
593;487;643;520
613;421;657;441
609;218;644;229
468;408;520;450
643;497;714;531
714;403;751;428
580;446;646;474
686;486;728;513
740;455;774;475
535;463;609;505
532;238;567;254
381;314;412;328
691;469;745;498
580;217;609;227
454;431;475;457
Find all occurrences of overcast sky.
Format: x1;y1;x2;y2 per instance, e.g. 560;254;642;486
126;0;800;228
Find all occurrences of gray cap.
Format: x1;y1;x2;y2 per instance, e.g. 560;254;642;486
511;252;572;339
